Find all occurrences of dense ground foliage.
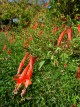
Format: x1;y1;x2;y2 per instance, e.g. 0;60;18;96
0;1;80;107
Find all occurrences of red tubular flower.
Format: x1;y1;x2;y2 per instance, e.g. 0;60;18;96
52;26;57;33
26;30;29;35
57;29;66;46
5;31;8;36
38;30;43;35
7;49;11;54
64;63;68;68
30;55;37;66
3;44;7;51
17;52;29;74
75;15;79;20
28;35;33;41
14;55;36;84
41;23;44;27
23;42;29;49
67;27;72;41
31;23;38;29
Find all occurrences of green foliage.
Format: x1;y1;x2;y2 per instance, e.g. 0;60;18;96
0;2;80;107
50;0;80;19
0;0;40;27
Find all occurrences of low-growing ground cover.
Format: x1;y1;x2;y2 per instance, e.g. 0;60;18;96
0;7;80;107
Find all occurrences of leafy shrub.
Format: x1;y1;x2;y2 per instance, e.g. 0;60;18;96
0;0;40;27
50;0;80;19
0;1;80;107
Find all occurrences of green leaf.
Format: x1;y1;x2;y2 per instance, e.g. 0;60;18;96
38;60;45;70
60;53;69;61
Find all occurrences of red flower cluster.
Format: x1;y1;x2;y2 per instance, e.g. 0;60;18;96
30;23;38;29
13;52;36;97
57;27;72;46
52;26;57;33
3;44;11;54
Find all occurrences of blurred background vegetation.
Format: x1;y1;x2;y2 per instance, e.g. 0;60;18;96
0;0;80;29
